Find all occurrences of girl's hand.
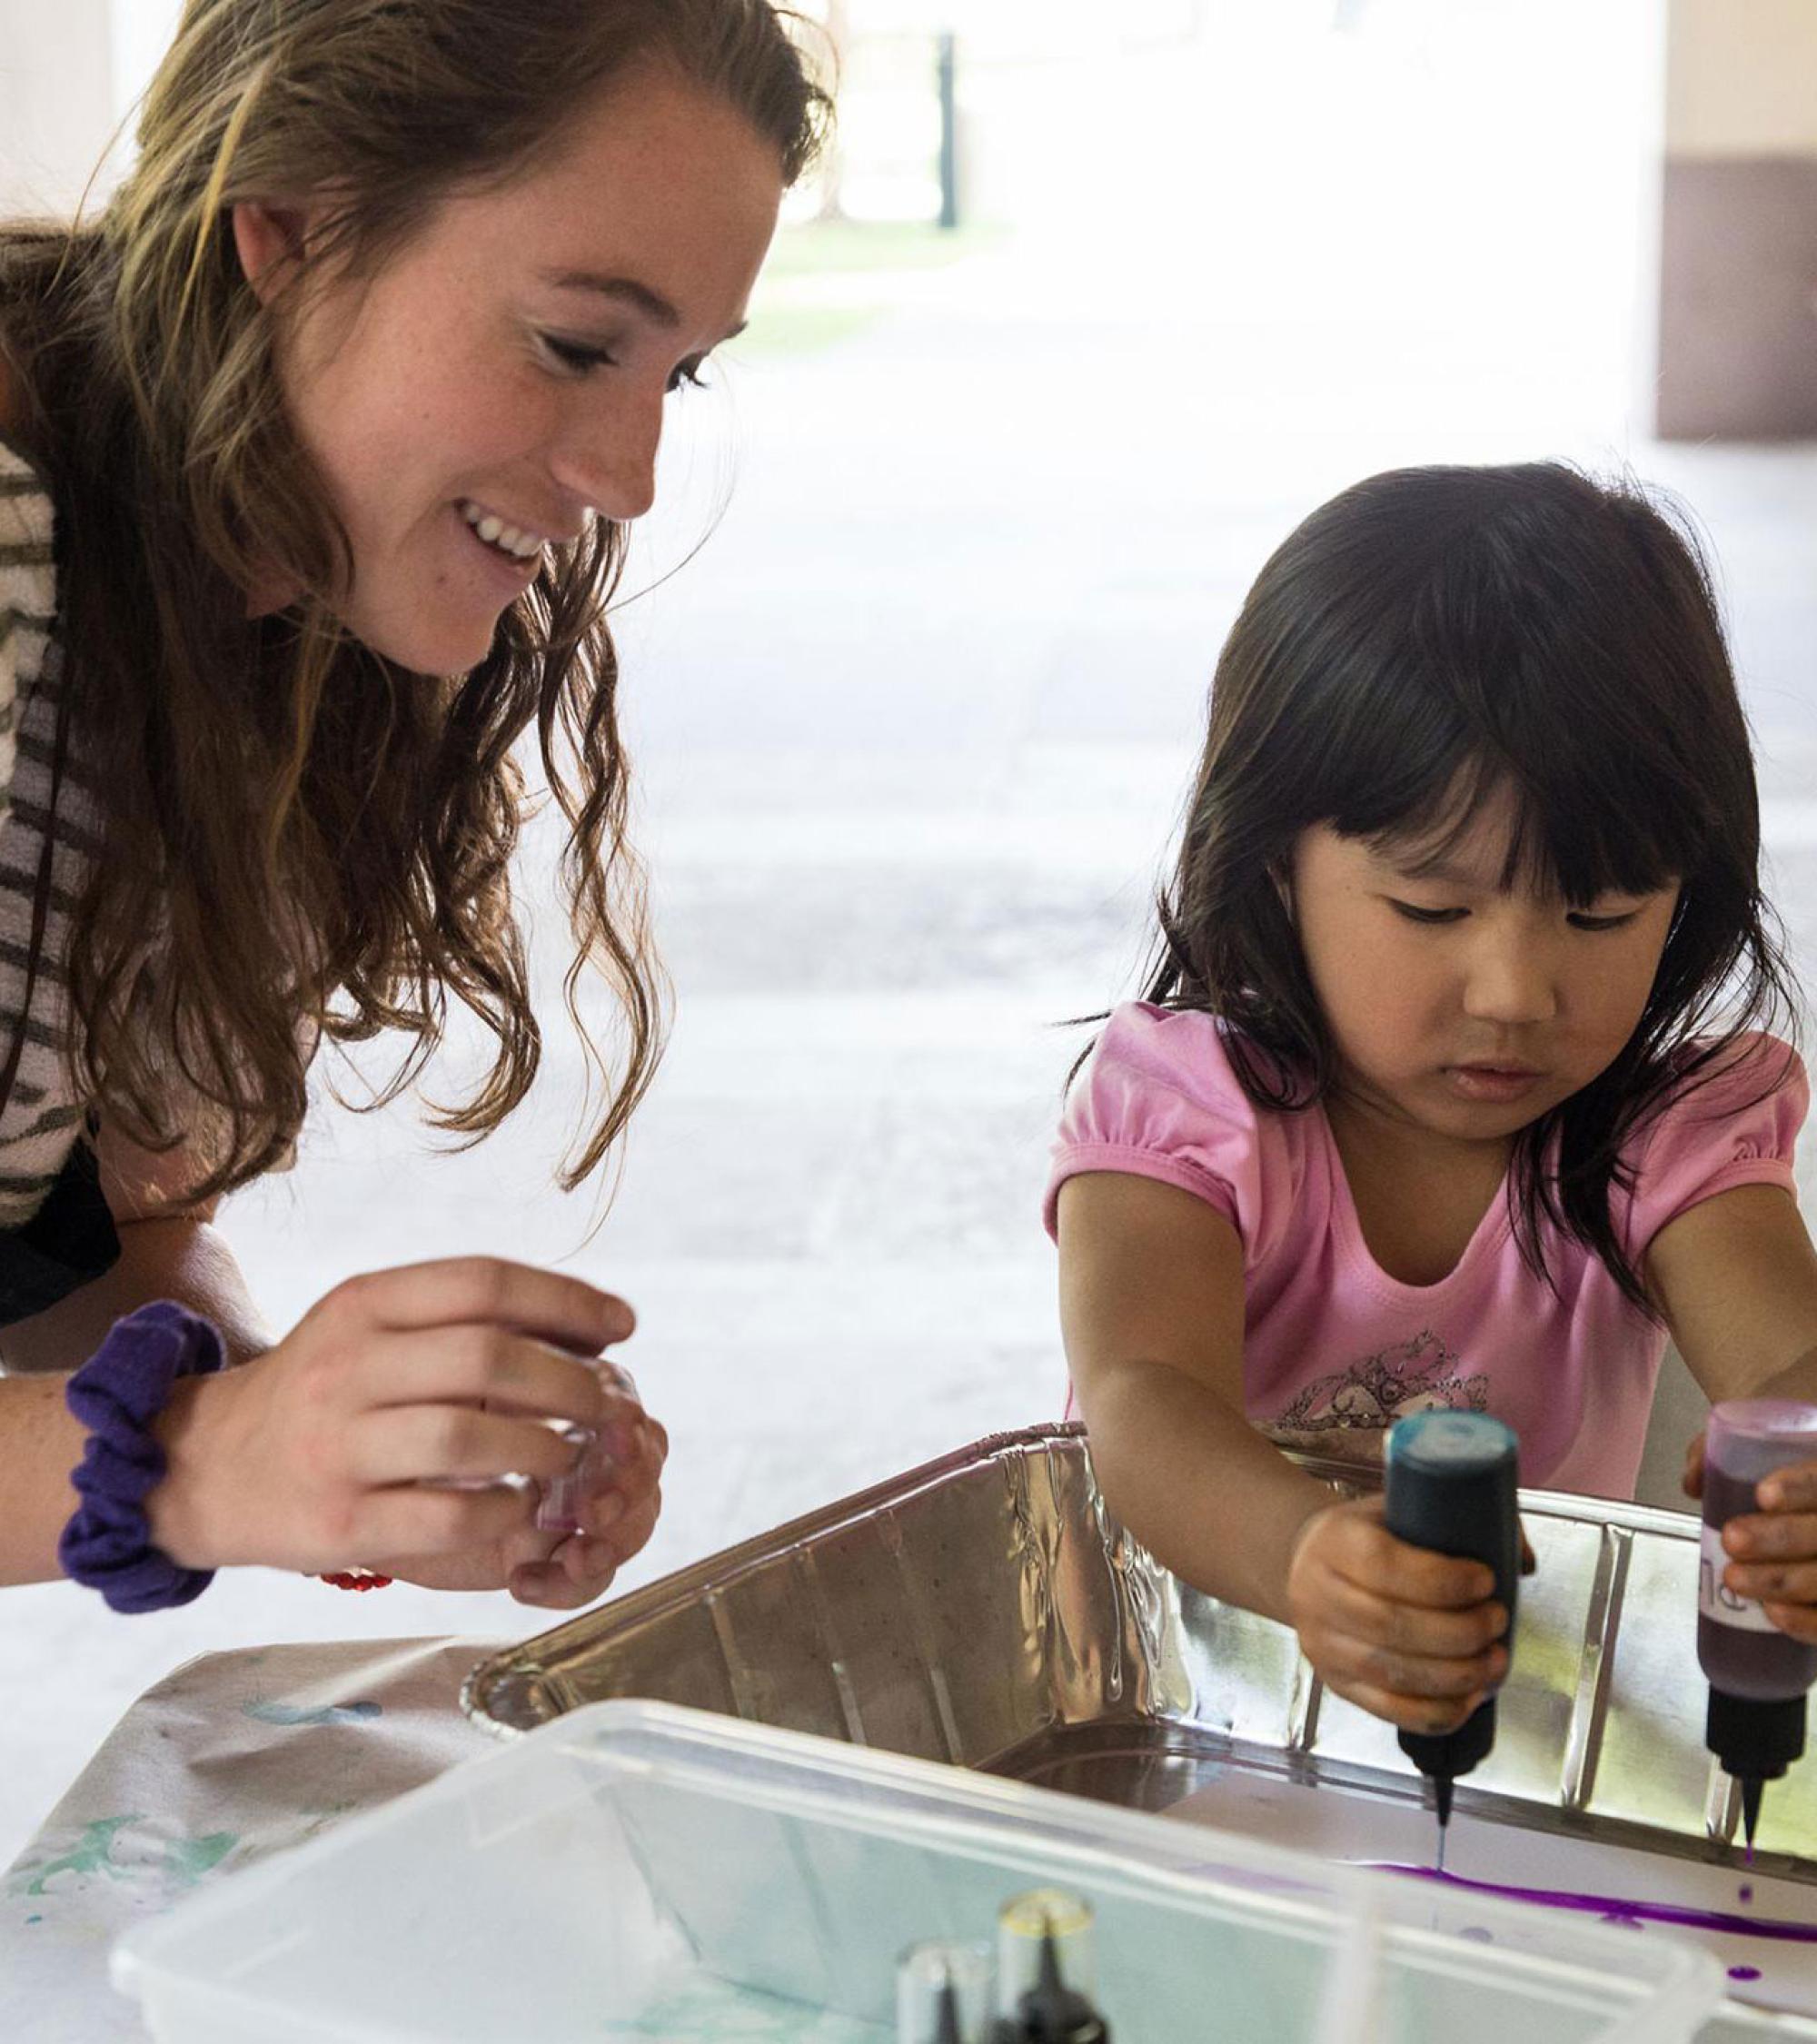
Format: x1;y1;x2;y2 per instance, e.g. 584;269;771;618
149;1257;647;1594
1284;1497;1512;1734
1690;1435;1817;1647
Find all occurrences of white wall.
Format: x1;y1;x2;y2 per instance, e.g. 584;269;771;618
110;0;185;121
0;0;116;217
0;0;184;218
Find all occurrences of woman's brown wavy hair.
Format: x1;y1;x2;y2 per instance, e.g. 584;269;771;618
0;0;829;1198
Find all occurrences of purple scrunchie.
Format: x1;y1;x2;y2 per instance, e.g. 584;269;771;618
58;1302;227;1613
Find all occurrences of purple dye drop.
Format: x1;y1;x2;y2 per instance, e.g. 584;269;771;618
1730;1966;1763;1982
1370;1865;1817;1946
1741;1884;1755;1903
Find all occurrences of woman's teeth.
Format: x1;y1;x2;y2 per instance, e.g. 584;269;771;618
459;500;543;561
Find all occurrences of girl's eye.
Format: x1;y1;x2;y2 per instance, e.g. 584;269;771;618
1568;910;1641;932
542;335;615;375
666;360;711;394
1389;900;1467;925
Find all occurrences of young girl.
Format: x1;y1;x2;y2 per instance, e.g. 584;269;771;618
1048;462;1817;1738
0;4;827;1611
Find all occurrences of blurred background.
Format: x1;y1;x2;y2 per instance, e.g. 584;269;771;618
0;0;1813;1860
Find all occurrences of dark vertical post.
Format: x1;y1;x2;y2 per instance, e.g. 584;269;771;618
936;32;959;231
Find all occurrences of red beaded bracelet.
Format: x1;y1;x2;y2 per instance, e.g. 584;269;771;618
317;1570;393;1591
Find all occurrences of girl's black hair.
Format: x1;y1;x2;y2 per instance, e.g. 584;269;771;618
1117;461;1798;1312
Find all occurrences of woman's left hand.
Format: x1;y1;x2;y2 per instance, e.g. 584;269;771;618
370;1363;668;1610
1684;1432;1817;1645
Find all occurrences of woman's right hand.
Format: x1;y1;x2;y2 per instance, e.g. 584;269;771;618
146;1256;632;1578
1284;1496;1511;1734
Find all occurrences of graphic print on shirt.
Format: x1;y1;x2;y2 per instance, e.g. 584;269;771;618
1264;1329;1488;1466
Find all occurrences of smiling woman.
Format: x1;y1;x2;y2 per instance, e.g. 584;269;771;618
0;3;829;1613
228;64;789;676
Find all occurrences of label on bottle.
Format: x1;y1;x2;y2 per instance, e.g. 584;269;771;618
1701;1523;1777;1632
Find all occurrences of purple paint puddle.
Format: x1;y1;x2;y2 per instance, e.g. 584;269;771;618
1369;1866;1817;1946
1731;1966;1763;1982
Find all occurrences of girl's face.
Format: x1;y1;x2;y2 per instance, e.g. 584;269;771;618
1288;787;1681;1146
233;65;786;673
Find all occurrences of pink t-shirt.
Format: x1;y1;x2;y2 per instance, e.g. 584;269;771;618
1044;1003;1808;1498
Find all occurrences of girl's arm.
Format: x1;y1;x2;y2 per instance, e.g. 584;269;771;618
1057;1171;1507;1731
1647;1182;1817;1405
1648;1182;1817;1642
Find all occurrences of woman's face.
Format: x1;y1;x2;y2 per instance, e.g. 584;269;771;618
234;65;786;673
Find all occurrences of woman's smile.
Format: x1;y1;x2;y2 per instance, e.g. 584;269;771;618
452;501;544;590
457;498;556;562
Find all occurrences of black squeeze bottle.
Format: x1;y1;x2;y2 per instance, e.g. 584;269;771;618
990;1891;1110;2043
992;1930;1109;2043
1382;1411;1520;1865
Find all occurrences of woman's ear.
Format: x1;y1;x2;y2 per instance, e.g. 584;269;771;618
231;200;313;305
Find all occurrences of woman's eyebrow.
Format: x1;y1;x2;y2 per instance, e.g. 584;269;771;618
539;268;748;342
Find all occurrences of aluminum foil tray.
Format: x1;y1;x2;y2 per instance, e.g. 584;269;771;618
462;1424;1817;1877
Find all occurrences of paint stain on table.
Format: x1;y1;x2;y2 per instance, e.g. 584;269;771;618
243;1699;383;1728
1373;1865;1817;1947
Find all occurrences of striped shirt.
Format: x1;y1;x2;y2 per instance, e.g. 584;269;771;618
0;435;103;1227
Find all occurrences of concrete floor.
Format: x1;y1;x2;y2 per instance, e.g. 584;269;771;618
4;231;1814;1870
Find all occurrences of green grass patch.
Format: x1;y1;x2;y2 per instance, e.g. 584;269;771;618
733;303;884;360
762;218;1005;280
737;218;1008;360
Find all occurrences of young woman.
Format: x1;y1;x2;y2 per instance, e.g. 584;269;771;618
0;1;828;1612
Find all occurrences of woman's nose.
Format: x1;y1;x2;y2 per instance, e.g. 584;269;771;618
556;391;661;524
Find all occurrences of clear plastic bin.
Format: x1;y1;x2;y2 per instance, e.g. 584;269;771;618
112;1701;1723;2044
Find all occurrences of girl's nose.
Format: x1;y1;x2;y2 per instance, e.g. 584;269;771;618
1462;943;1559;1027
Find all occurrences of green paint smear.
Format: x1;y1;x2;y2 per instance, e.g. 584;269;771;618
162;1831;237;1886
18;1815;144;1896
12;1816;238;1898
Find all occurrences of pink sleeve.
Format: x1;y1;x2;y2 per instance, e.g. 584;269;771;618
1043;1005;1258;1242
1626;1034;1809;1256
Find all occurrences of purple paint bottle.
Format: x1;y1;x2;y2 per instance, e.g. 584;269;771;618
1698;1400;1817;1849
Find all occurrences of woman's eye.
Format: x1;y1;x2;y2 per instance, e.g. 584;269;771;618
541;335;615;375
666;360;711;394
1568;910;1641;932
1389;900;1467;925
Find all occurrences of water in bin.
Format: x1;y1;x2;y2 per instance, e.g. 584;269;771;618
110;1702;1724;2044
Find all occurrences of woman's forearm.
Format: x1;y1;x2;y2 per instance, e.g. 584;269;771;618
0;1217;271;1584
0;1216;272;1375
1081;1359;1336;1625
0;1372;96;1584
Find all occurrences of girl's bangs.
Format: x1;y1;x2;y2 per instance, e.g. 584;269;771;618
1335;715;1703;909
